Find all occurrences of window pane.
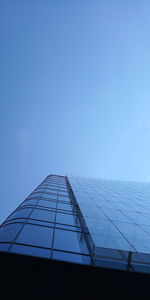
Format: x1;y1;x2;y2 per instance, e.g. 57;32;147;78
20;200;37;207
0;243;10;251
34;188;45;192
56;213;76;226
38;200;56;209
27;219;54;227
16;224;53;248
55;223;81;231
30;209;55;222
57;203;72;212
10;244;51;258
41;196;57;201
59;191;69;195
58;196;70;202
0;223;23;242
6;208;32;221
4;218;26;225
31;191;44;196
42;194;58;200
44;187;58;192
26;196;40;201
52;250;84;264
44;192;58;197
53;229;81;253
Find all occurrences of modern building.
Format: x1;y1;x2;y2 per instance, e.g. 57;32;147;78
1;174;150;295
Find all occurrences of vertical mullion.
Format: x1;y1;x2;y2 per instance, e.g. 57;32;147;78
50;179;60;259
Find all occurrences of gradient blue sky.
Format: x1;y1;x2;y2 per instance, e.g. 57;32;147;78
1;0;150;223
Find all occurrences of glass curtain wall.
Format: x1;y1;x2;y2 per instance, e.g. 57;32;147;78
68;176;150;273
0;175;90;265
1;174;150;273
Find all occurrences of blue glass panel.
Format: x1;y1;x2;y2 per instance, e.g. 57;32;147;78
53;229;81;253
92;234;135;252
94;257;127;270
59;189;68;193
27;219;54;227
56;213;76;226
52;250;84;264
58;196;70;201
139;224;150;235
0;223;23;242
55;223;81;231
10;244;51;258
0;243;10;251
34;188;45;192
40;196;57;201
6;208;32;221
3;218;26;225
42;194;58;200
20;200;37;207
68;176;150;258
44;192;58;197
113;222;148;239
133;264;150;273
88;219;122;237
101;208;131;222
38;200;56;209
45;187;59;192
130;238;150;254
16;224;53;248
122;211;150;224
31;191;44;196
57;203;72;211
26;196;41;201
30;209;55;222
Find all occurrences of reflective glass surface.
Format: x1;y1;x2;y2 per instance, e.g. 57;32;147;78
58;195;70;202
38;200;57;208
0;175;89;267
57;203;72;211
3;174;150;273
52;250;85;264
16;224;53;248
0;243;10;251
10;244;51;258
53;229;82;253
56;212;76;226
0;223;23;242
20;199;38;206
6;208;32;221
68;176;150;263
30;208;55;222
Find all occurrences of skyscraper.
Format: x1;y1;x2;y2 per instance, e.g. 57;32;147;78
0;174;150;295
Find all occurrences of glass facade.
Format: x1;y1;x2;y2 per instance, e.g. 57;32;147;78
0;175;90;264
68;176;150;272
1;174;150;273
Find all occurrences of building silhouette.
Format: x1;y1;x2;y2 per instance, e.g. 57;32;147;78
0;174;150;296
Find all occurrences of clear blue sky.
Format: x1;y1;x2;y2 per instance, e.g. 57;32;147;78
1;0;150;223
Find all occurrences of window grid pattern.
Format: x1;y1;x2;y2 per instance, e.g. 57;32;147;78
1;175;150;273
68;176;150;273
0;175;91;265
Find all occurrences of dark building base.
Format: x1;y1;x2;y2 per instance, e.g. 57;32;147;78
0;252;149;297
